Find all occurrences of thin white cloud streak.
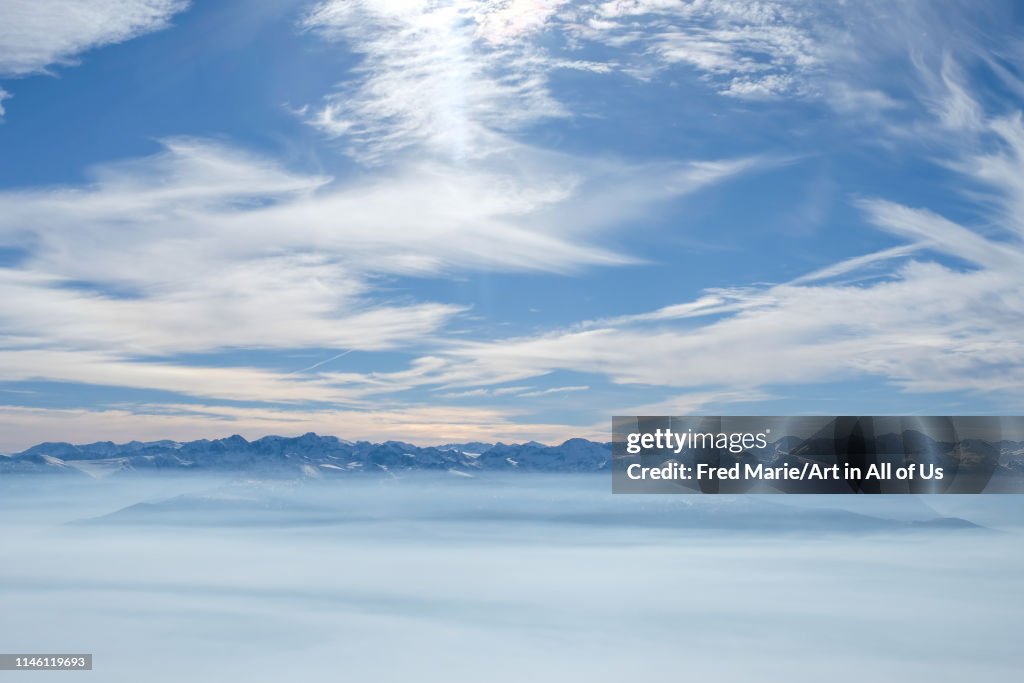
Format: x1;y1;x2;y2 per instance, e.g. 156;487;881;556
433;259;1024;395
437;384;588;398
518;385;588;398
934;53;986;132
859;199;1024;270
619;389;779;417
957;112;1024;235
0;349;367;405
788;244;925;285
580;292;769;328
289;349;356;375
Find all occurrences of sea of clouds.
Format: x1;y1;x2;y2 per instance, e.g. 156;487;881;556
1;475;1022;682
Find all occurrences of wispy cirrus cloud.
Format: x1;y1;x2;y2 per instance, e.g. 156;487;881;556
301;0;827;160
0;0;188;117
0;133;754;411
567;0;1024;128
0;0;187;76
438;384;589;399
303;0;571;161
297;50;1024;412
301;0;1016;164
571;0;822;98
0;139;460;355
0;349;363;405
383;87;1024;407
4;0;1022;448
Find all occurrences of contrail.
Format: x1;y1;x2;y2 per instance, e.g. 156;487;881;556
290;348;355;375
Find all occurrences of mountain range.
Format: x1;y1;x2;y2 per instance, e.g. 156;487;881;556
0;433;612;479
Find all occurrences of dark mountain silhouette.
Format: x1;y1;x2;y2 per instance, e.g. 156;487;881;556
0;433;612;479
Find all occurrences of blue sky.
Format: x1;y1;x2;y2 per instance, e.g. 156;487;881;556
1;0;1023;450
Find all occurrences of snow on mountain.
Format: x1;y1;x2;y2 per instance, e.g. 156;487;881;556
1;433;612;478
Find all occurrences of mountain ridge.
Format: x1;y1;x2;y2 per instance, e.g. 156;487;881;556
0;432;613;478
